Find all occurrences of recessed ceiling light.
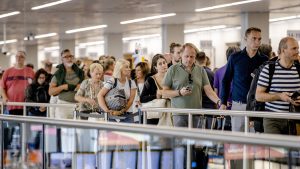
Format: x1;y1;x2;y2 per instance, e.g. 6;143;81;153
44;46;60;51
34;33;57;39
269;15;298;22
65;25;107;34
0;39;18;45
78;41;105;48
120;13;176;24
31;0;72;10
184;25;227;34
195;0;261;12
0;11;20;19
122;34;160;41
24;33;57;40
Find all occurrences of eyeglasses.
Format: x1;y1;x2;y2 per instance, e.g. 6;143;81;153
62;55;74;59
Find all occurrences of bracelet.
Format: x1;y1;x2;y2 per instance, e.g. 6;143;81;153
217;100;221;106
178;89;182;96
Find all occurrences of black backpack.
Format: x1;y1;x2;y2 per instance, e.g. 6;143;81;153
247;61;300;132
247;61;300;111
35;85;50;103
246;61;275;112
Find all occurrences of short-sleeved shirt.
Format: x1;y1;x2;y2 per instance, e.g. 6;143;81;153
163;63;209;112
75;79;103;112
257;61;300;112
0;67;35;110
51;70;80;102
103;78;137;112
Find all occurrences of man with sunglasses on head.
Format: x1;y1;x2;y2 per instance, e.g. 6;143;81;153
49;49;84;119
163;43;221;127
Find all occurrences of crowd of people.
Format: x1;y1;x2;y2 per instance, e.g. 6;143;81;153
0;26;300;136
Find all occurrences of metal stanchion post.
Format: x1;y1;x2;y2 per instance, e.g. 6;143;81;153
21;105;27;168
143;111;147;125
188;113;192;129
187;113;192;169
42;124;46;169
243;115;249;169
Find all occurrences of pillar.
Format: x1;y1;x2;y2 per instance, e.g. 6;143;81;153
240;12;269;47
104;33;123;58
25;44;38;70
161;24;184;53
59;39;75;55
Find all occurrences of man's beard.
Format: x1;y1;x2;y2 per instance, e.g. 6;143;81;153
64;62;73;67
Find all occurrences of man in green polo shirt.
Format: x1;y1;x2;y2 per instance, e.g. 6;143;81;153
163;43;221;127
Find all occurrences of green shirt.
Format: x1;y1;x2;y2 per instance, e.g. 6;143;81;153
51;70;80;102
163;63;209;111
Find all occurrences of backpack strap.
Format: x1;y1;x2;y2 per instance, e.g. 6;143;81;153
294;62;300;79
267;62;276;92
129;79;132;88
113;78;132;89
113;78;118;88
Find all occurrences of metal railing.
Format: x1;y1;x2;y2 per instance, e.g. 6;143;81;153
140;107;300;132
1;103;300;169
0;114;300;149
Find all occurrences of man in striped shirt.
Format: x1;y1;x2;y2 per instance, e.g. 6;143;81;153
256;37;300;134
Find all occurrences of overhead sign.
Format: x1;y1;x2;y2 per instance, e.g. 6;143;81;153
287;30;300;40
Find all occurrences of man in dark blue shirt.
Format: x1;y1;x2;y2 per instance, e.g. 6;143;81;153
220;27;268;132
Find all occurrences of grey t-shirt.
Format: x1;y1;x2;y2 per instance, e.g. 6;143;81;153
163;63;209;111
51;70;80;102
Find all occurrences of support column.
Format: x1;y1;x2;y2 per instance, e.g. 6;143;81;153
104;33;123;58
241;12;269;47
25;44;38;70
0;53;11;69
162;24;184;53
59;39;75;55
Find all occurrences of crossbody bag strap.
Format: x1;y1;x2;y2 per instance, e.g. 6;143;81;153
152;76;162;90
134;79;141;96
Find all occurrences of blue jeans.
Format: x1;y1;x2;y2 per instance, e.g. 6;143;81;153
109;112;134;123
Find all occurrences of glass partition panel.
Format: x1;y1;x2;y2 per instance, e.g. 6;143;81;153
1;119;300;169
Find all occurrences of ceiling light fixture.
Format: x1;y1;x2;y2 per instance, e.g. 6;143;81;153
78;41;105;47
0;11;20;19
269;15;299;22
65;25;107;34
34;33;57;39
184;25;227;34
0;39;17;45
31;0;72;10
44;46;60;51
195;0;261;12
120;13;176;24
123;34;160;41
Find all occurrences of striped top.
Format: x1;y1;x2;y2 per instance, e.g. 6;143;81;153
257;61;300;112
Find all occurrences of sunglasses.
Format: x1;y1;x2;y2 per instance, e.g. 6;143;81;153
188;74;193;84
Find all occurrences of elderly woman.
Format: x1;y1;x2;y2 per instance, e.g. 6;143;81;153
75;63;104;120
97;58;137;123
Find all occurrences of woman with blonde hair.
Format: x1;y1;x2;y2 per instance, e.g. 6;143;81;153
98;58;137;123
75;63;104;119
